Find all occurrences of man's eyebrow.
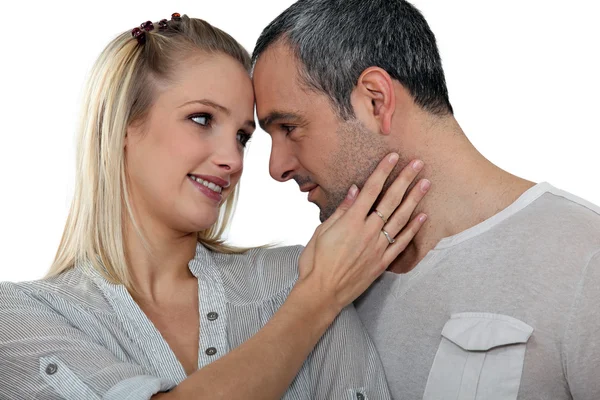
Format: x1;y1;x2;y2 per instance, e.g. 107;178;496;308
259;111;305;129
178;99;231;116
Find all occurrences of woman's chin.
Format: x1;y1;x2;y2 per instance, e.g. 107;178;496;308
166;204;221;235
185;211;220;233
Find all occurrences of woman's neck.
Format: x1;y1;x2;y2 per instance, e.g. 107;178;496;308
124;215;198;302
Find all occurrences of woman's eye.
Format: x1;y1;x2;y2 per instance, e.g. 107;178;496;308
190;114;212;126
237;131;252;147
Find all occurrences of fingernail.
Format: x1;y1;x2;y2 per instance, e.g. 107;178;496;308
412;160;424;171
419;214;428;223
389;153;399;164
420;179;431;192
347;184;359;199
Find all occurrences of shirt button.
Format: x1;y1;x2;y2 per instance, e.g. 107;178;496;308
207;312;219;321
45;363;58;375
205;347;217;356
356;393;365;400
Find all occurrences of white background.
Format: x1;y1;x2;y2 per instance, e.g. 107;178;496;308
1;1;599;282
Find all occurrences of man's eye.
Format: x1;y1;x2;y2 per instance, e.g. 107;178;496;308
190;113;212;126
281;125;295;135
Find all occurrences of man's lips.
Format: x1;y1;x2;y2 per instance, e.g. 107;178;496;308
300;184;320;203
299;184;318;193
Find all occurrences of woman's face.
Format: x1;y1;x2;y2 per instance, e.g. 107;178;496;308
125;53;255;235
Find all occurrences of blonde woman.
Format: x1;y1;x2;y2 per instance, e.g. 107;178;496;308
0;14;429;400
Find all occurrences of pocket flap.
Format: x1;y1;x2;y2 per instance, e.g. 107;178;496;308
441;312;533;351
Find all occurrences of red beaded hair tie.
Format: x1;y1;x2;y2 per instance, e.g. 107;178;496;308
131;13;181;44
131;20;153;44
131;27;145;44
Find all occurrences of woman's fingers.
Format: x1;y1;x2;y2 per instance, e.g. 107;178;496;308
375;176;430;260
345;153;399;220
367;159;425;229
379;177;430;239
381;213;428;266
319;185;360;232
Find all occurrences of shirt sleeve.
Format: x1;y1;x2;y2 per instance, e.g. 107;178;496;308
563;250;600;400
0;282;176;400
305;304;392;400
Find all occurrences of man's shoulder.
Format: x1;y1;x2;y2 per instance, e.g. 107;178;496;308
539;185;600;220
517;185;600;246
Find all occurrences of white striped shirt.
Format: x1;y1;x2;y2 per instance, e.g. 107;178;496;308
0;244;391;399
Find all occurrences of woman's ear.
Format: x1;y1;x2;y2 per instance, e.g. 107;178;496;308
125;118;144;149
353;67;396;135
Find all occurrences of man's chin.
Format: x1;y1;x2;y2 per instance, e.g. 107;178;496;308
317;192;349;222
312;202;327;223
318;203;338;223
318;210;327;223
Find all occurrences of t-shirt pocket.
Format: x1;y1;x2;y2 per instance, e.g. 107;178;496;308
423;312;533;400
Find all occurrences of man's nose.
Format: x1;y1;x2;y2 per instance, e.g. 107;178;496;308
269;141;296;182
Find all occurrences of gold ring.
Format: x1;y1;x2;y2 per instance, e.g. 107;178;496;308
381;229;395;244
374;209;388;224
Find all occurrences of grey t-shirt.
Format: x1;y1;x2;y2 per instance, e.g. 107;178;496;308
0;245;390;399
356;182;600;400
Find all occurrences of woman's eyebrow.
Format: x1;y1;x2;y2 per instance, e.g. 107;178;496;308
178;99;230;115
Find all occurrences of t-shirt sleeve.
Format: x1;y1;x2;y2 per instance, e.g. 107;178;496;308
0;282;176;400
563;250;600;400
305;304;392;399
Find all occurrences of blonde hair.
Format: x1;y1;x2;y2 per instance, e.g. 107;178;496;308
47;15;251;289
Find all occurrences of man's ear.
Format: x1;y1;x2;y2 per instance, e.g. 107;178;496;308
352;67;395;135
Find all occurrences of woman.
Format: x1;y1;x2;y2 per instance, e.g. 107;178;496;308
0;14;429;399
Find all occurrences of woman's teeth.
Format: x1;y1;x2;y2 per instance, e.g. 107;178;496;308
189;175;223;193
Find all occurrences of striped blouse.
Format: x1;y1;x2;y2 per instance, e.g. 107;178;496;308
0;244;391;399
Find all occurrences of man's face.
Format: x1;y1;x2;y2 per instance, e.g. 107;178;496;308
254;43;391;222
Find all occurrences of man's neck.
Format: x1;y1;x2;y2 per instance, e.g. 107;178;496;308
387;121;535;274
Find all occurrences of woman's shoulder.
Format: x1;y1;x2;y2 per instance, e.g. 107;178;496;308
212;244;303;274
241;245;305;267
0;267;111;314
205;244;305;303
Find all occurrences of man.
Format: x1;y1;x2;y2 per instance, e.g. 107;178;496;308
252;0;600;399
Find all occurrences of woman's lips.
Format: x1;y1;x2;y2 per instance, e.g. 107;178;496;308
188;176;222;202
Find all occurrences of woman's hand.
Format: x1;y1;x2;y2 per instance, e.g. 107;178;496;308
296;153;429;314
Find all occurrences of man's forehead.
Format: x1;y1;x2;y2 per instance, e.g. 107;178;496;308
253;42;300;85
254;48;308;116
253;42;334;123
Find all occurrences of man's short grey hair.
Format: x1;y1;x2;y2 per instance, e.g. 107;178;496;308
252;0;453;120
